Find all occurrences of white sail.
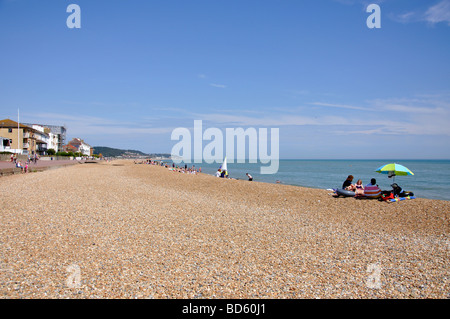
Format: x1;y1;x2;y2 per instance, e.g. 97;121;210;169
219;157;227;172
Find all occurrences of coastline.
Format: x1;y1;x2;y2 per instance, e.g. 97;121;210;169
188;159;450;201
1;159;448;298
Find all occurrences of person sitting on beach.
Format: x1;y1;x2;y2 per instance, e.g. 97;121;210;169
342;175;356;191
391;183;405;197
354;179;364;197
216;169;221;177
246;173;253;181
364;178;381;198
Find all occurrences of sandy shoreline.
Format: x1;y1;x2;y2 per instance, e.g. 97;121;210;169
0;160;448;298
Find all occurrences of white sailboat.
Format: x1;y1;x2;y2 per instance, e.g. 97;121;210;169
219;156;227;172
217;157;228;178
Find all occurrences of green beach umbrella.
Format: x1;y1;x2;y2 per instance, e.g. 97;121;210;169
375;163;414;182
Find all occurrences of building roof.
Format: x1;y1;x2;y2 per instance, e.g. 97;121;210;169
68;138;91;148
0;119;36;131
63;144;78;152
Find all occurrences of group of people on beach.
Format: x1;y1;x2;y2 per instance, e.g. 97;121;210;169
342;175;374;198
214;169;254;181
10;153;40;174
10;153;38;165
134;159;202;174
15;160;28;173
138;158;258;181
342;175;408;199
342;175;381;198
215;168;228;178
171;163;201;174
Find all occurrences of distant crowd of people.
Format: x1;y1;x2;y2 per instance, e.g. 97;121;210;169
170;163;201;174
134;159;261;181
134;159;202;174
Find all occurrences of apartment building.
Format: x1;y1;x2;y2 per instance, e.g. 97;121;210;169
0;119;38;155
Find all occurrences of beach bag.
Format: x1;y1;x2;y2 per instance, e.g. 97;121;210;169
400;191;414;197
381;192;394;201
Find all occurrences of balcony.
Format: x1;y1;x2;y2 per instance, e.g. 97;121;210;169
35;136;48;143
37;144;48;151
23;132;31;138
23;143;30;148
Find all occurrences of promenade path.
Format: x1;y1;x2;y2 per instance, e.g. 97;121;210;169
0;159;84;175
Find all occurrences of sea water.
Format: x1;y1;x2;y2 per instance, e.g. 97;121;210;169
167;159;450;201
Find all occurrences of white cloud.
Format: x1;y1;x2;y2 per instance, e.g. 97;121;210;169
21;92;450;151
310;102;370;111
24;112;174;137
390;11;418;24
424;0;450;25
368;96;450;136
210;83;227;89
390;0;450;26
191;94;450;137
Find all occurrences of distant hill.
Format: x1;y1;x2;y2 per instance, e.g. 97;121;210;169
93;146;147;157
93;146;171;159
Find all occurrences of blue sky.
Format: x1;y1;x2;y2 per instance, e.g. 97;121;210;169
1;0;449;159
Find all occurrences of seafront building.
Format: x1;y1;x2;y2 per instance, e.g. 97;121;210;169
64;137;94;156
22;122;67;153
0;119;39;155
0;118;92;157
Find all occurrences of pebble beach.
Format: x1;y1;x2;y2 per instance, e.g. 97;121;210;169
0;160;449;299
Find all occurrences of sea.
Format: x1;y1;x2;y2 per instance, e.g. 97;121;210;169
166;159;450;201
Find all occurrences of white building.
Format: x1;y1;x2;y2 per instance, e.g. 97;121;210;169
0;136;11;152
29;124;50;155
66;138;92;156
23;123;66;153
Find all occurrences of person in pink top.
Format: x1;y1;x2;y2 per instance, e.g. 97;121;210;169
354;179;365;197
364;178;381;198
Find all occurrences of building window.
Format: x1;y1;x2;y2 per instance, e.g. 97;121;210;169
8;128;13;133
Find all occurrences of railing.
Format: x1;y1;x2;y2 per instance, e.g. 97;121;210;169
23;132;31;138
35;136;48;143
23;143;30;148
